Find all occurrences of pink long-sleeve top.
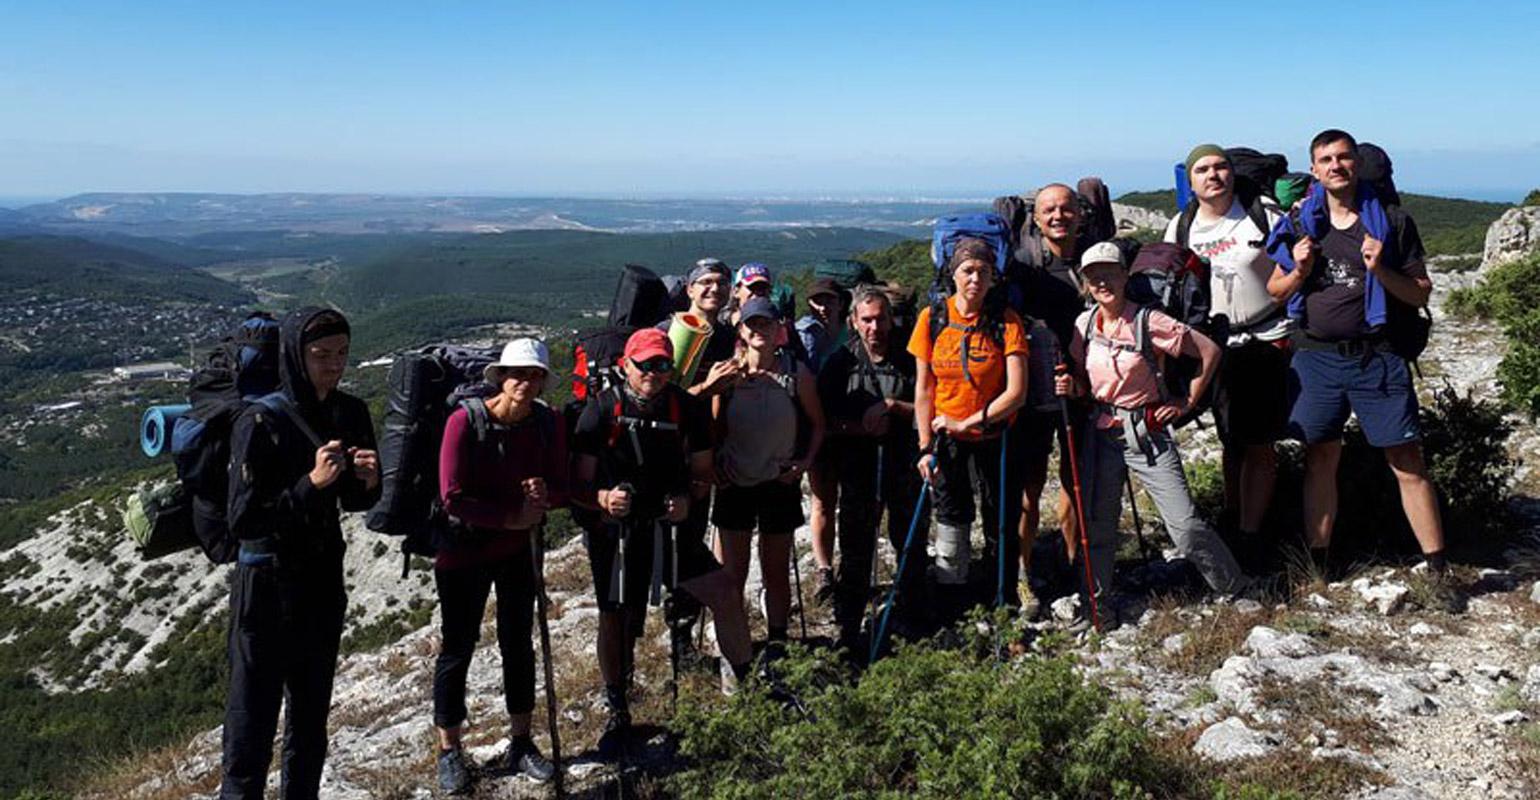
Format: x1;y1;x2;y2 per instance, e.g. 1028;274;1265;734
436;402;568;570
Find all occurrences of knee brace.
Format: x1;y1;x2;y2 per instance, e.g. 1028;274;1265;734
933;522;971;585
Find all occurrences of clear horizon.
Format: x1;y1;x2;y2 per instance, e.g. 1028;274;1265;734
2;1;1537;201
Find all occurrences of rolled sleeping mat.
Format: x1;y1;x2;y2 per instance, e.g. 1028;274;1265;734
668;311;714;386
140;404;191;457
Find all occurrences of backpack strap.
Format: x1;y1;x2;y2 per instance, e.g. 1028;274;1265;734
1175;201;1198;250
1244;195;1276;249
1133;307;1169;404
253;392;323;449
459;396;492;444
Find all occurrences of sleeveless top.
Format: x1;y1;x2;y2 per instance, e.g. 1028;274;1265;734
717;354;798;486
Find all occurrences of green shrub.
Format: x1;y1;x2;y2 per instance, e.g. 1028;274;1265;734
1498;312;1540;420
1523;189;1540;207
670;640;1180;799
1184;458;1225;524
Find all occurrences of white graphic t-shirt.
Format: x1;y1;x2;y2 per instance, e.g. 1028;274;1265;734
1164;198;1292;339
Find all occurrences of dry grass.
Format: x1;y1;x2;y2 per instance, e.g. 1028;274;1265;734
1139;598;1277;678
76;738;221;800
1154;727;1387;800
1254;676;1392;752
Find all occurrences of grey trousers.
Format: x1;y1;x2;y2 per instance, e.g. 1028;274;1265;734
1080;426;1248;602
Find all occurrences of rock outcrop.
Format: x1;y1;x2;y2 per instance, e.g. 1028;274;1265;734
1481;205;1540;271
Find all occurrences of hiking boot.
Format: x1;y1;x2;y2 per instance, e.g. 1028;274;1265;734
436;748;472;795
597;707;632;762
506;737;555;783
1017;581;1041;620
1425;575;1469;615
813;566;836;607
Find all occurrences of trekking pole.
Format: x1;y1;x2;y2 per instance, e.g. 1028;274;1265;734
869;468;932;665
1125;476;1156;561
668;521;680;717
995;427;1010;661
529;522;565;798
1056;364;1101;633
790;535;808;640
863;444;885;647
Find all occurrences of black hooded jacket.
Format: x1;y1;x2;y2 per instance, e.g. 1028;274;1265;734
226;307;379;556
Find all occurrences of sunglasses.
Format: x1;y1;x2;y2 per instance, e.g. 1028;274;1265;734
501;367;546;382
631;357;674;374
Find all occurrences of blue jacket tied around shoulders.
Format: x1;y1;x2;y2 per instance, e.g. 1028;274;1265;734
1265;181;1391;328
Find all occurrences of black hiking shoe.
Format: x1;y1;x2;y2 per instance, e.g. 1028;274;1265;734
1425;575;1469;615
436;748;472;795
814;567;836;607
597;707;632;763
506;737;555;783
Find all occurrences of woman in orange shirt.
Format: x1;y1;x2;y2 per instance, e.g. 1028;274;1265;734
908;238;1029;623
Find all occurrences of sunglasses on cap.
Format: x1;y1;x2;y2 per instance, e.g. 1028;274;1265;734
631;357;674;374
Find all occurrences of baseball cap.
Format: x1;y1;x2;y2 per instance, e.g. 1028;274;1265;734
808;276;841;299
623;328;674;362
484;338;550;383
1080;241;1126;270
735;262;772;287
738;296;780;324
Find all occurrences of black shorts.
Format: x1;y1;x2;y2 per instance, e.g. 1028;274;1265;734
585;518;720;615
1011;401;1089;490
1214;338;1291;447
712;480;805;534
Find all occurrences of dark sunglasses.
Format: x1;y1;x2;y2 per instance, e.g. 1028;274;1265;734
631;357;674;374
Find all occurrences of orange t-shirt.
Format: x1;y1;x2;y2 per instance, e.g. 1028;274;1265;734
907;298;1029;436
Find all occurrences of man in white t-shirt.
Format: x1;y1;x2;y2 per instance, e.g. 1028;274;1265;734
1163;143;1294;573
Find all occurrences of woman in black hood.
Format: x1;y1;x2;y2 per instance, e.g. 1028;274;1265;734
221;306;380;800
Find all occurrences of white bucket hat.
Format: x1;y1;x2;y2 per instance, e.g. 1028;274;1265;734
484;338;550;384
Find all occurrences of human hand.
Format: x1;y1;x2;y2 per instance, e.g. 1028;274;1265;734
1362;236;1384;273
1292;237;1316;276
600;486;632;518
1151;400;1186;427
348;447;379;489
309;440;346;489
916;453;936;483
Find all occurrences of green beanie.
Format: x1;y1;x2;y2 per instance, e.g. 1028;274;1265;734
1185;143;1227;175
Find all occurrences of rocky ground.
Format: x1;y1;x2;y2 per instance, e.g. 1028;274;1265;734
49;235;1540;798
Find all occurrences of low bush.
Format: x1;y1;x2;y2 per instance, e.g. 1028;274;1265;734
670;638;1181;799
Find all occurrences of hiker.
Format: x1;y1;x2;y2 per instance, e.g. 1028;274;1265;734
1011;183;1092;616
221;307;379;800
652;257;739;663
1058;243;1251;622
910;238;1029;620
657;258;740;399
431;338;565;793
712;297;825;648
1265;129;1461;609
799;276;850;607
818;285;927;647
572;328;756;760
728;262;775;325
1166;145;1293;573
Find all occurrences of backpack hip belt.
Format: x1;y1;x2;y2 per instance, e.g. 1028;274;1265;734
1095;401;1167;467
1293;332;1393;365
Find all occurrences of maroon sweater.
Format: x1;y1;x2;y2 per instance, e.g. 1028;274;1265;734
436;402;568;570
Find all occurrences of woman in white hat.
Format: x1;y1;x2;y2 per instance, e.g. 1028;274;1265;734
432;338;564;793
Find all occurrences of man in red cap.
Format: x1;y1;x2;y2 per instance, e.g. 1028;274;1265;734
571;328;755;761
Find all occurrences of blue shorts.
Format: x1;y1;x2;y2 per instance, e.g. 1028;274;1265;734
1287;349;1421;448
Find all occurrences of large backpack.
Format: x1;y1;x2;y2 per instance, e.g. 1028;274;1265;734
814;259;877;290
1174;147;1287;250
993;176;1117;269
1121;243;1222;427
610;264;670;328
365;344;500;573
148;312;285;563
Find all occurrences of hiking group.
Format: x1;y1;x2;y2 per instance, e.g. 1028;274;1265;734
146;128;1462;798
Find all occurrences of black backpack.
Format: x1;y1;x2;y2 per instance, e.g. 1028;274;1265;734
1174;147;1288;251
610;264;670;328
164;312;284;563
365;344;500;574
1122;243;1224;428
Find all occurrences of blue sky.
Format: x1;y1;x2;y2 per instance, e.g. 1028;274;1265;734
1;0;1537;201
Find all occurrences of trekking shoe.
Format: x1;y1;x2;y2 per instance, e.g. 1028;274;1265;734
1016;581;1041;620
506;737;555;783
596;707;632;762
1425;575;1469;615
436;748;472;795
814;566;836;607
